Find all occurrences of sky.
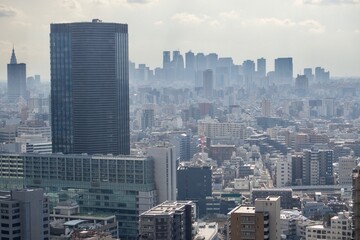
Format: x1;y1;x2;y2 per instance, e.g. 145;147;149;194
0;0;359;81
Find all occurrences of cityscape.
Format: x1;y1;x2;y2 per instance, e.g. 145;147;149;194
0;1;360;240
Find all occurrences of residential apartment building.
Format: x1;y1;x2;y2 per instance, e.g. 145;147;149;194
228;196;281;240
139;201;194;240
198;118;247;140
302;149;334;185
305;211;352;240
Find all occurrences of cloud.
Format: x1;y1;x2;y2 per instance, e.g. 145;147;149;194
219;10;239;20
242;17;324;33
0;4;18;17
172;12;210;24
209;20;221;27
242;18;296;27
60;0;81;10
154;20;163;26
298;19;325;33
295;0;359;5
127;0;158;4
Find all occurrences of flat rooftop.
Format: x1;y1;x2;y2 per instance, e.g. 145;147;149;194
233;206;255;214
141;201;193;216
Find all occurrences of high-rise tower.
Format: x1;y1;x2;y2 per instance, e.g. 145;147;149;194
50;19;130;155
7;48;26;102
274;57;293;84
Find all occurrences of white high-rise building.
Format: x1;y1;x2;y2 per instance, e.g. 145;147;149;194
275;154;292;187
147;145;177;204
339;156;356;186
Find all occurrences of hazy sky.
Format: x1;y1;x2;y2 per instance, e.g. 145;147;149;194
0;0;359;81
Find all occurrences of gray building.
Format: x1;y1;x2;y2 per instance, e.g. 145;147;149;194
274;57;293;84
7;48;26;102
251;188;298;209
50;19;130;155
0;188;49;240
177;165;212;217
302;149;334;185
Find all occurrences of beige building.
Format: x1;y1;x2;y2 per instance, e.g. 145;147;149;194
305;212;352;240
228;196;281;240
198;118;247;140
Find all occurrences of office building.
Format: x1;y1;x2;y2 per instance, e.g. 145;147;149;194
295;74;309;96
185;50;195;82
261;99;271;117
141;108;155;130
292;153;303;185
50;19;130;155
338;156;356;186
315;66;330;82
274;57;293;84
0;153;156;240
0;188;49;240
7;48;26;102
242;60;255;79
354;163;360;240
170;133;191;162
177;165;212;217
257;57;266;78
228;196;281;240
304;68;314;82
139;201;194;240
147;145;177;204
198;118;247;140
163;51;171;69
203;69;214;99
251;188;296;209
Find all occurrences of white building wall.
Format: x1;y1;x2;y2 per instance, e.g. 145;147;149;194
147;145;177;204
339;156;356;186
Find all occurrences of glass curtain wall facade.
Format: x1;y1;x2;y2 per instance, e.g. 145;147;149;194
50;20;130;155
0;153;155;240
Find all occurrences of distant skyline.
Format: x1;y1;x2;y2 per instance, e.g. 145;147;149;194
0;0;359;81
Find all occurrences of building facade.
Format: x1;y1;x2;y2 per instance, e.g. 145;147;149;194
0;188;49;240
354;163;360;240
177;165;212;217
274;57;293;84
302;149;334;186
7;48;26;102
50;19;130;155
228;196;281;240
139;201;194;240
0;153;156;240
147;145;177;204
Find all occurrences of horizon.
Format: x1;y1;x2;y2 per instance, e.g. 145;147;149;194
0;0;359;80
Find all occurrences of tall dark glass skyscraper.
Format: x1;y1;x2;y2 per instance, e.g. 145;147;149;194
50;19;130;155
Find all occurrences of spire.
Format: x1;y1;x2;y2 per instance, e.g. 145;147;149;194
10;46;17;64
